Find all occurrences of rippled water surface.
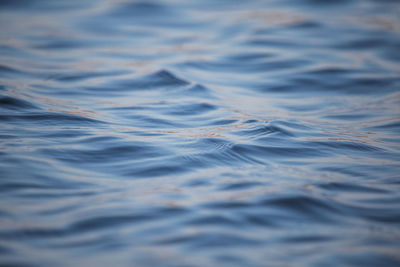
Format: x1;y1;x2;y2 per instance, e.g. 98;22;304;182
1;0;400;266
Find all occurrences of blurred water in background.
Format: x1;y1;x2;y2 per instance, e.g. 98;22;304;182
0;0;400;266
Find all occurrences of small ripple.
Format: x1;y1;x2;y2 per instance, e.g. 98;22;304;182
259;195;340;223
281;234;333;243
108;2;173;18
70;214;155;233
222;52;275;62
303;0;352;6
125;114;187;128
115;70;189;90
0;64;22;75
316;182;388;193
311;140;383;152
202;201;252;210
207;119;238;126
234;122;295;139
288;20;322;29
261;195;338;213
218;181;264;191
0;182;60;193
232;144;328;162
262;76;399;94
86;70;189;93
184;215;241;227
32;39;87;50
165;102;217;116
306;67;353;76
41;144;168;164
157;233;260;248
0;112;104;125
0;96;38;110
48;70;129;83
0;207;188;240
16;190;96;200
183;84;216;99
366;120;400;131
181;58;310;74
244;38;303;48
323;114;372;121
334;37;391;50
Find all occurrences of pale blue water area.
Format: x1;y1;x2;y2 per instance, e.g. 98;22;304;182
0;0;400;266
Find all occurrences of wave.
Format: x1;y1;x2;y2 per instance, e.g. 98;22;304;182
0;0;399;266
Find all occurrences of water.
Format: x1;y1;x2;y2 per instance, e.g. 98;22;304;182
1;0;400;266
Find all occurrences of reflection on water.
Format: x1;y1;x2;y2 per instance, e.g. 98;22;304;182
1;0;400;266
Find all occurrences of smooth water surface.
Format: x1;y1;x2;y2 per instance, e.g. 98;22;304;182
1;0;400;266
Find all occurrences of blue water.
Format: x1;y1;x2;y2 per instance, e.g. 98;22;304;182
1;0;400;266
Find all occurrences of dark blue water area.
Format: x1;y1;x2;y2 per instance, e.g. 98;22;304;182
0;0;400;266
